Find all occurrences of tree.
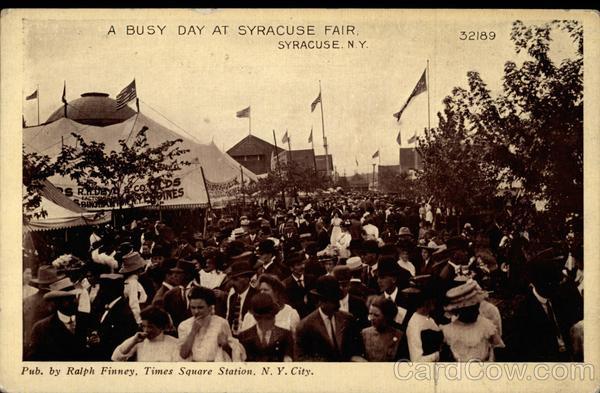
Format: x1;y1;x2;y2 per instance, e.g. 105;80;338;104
56;126;190;212
23;148;56;222
417;20;583;230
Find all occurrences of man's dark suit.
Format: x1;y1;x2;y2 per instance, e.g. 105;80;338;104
238;325;294;361
347;295;369;330
509;288;574;362
294;308;362;361
25;312;91;361
226;286;258;332
23;292;53;352
163;286;192;329
283;274;316;318
263;261;288;281
91;297;138;360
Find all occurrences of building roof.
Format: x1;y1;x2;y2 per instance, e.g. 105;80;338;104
227;134;284;157
46;92;136;126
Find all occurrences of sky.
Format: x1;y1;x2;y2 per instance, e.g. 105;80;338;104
21;9;578;175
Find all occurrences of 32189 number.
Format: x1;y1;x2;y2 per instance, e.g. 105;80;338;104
459;31;496;40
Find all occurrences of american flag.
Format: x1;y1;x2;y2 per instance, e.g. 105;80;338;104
236;106;250;118
372;150;379;159
310;92;321;112
26;89;38;100
308;128;313;144
116;80;137;110
282;131;289;144
393;69;427;121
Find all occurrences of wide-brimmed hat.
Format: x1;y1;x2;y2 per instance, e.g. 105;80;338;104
119;251;147;274
43;277;77;300
250;293;278;317
417;240;442;252
228;260;255;278
30;265;65;286
444;279;488;311
169;259;196;275
346;256;363;272
398;227;413;237
310;275;343;302
332;265;351;283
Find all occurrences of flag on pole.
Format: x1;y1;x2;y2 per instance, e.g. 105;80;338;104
61;81;67;104
26;89;38;100
310;92;321;112
355;157;359;166
393;69;427;121
308;128;313;143
396;130;402;146
282;131;289;144
407;133;418;144
372;150;379;159
116;79;137;110
236;106;250;118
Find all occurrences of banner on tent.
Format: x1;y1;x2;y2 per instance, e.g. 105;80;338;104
205;177;240;208
53;177;186;209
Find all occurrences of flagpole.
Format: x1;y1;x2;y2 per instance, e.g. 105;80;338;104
249;105;251;135
319;80;330;178
37;84;40;126
273;130;285;204
286;129;292;163
427;60;431;131
310;128;318;175
240;165;245;207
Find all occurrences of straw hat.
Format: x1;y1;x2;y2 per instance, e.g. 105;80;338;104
444;279;488;311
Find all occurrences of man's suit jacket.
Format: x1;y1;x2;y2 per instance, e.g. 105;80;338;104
283;274;316;318
294;309;362;361
238;325;294;361
226;286;258;331
92;297;138;360
509;289;573;362
163;286;192;329
347;295;369;330
25;312;91;361
151;283;172;306
23;292;53;351
263;261;288;281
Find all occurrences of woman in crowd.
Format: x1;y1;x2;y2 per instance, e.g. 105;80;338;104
360;296;404;361
112;306;181;361
441;279;504;362
179;286;245;361
240;274;300;334
405;283;442;362
199;246;226;289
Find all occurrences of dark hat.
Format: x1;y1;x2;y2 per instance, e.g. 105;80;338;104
257;239;276;255
376;256;403;277
43;276;77;300
310;275;343;302
250;293;278;317
362;240;380;254
151;244;166;258
228;260;255;278
98;273;125;292
170;259;197;275
201;246;220;260
332;265;351;283
445;236;470;253
30;265;65;286
396;238;414;252
286;251;307;267
119;251;147;274
349;239;363;251
527;248;564;283
304;241;320;256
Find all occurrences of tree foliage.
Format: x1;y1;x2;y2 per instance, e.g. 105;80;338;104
56;126;190;209
23;148;56;221
417;20;583;225
250;160;331;199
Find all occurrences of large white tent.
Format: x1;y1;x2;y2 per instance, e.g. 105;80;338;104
23;113;257;210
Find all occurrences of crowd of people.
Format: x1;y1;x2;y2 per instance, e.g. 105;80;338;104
22;194;584;362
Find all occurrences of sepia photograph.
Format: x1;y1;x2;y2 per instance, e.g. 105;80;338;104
2;8;599;393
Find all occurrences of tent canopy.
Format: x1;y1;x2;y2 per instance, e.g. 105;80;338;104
24;180;112;231
23;113;256;210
